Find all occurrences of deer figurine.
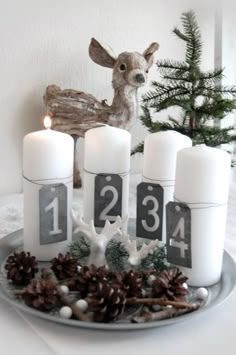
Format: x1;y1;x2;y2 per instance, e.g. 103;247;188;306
44;38;159;186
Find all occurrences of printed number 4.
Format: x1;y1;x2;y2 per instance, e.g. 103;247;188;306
45;197;62;236
141;195;160;232
170;217;188;258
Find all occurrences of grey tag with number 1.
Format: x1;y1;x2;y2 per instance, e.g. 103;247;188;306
39;184;67;245
94;174;122;228
166;201;192;268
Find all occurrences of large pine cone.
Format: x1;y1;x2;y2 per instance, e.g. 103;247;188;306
5;251;38;286
73;264;108;297
113;270;143;298
152;268;188;301
86;281;126;322
22;279;57;311
50;253;78;280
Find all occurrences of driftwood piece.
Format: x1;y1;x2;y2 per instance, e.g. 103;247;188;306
44;38;159;186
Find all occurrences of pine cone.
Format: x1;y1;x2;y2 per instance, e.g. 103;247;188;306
73;264;108;297
22;279;57;311
113;270;143;298
152;268;188;301
5;251;38;286
86;281;126;322
50;253;78;280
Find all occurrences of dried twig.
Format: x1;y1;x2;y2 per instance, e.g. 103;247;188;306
132;303;200;323
126;297;196;310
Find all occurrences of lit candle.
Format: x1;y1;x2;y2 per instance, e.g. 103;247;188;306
174;145;231;286
23;116;74;261
83;125;131;228
142;131;192;241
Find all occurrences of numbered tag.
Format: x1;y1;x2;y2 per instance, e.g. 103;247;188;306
94;174;122;227
166;202;191;268
39;184;67;245
136;182;163;240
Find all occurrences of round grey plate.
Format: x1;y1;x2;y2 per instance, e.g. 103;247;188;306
0;229;236;331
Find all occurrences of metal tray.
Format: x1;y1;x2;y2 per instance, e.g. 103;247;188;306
0;229;236;330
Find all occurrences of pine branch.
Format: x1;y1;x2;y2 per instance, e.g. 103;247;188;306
131;142;144;155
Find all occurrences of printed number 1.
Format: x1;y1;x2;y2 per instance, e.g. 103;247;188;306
45;197;62;235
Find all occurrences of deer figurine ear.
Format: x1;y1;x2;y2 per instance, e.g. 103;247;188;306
143;42;159;68
89;38;116;68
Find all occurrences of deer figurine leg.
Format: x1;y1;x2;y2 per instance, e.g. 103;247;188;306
72;135;82;188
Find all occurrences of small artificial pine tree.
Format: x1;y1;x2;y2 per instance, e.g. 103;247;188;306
132;10;236;155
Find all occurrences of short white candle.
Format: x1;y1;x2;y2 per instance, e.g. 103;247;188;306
83;125;131;227
23;116;74;261
142;131;192;241
175;145;231;286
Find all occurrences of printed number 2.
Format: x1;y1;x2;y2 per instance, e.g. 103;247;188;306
99;185;118;222
141;195;160;232
45;197;62;235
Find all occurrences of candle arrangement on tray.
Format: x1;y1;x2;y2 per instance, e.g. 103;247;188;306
1;113;232;326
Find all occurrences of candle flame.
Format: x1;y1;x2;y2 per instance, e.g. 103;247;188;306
44;115;52;129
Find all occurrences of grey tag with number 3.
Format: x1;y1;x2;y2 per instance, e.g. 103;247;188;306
166;201;192;268
39;184;67;245
136;182;163;241
94;174;122;228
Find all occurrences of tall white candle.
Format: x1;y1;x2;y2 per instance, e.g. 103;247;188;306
175;145;231;286
23;116;74;261
83;125;131;227
142;131;192;241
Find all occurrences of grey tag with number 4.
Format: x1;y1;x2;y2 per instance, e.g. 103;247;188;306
94;174;122;228
136;182;163;241
39;184;67;245
166;201;192;268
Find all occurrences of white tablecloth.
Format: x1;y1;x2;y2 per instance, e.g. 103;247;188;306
0;176;236;355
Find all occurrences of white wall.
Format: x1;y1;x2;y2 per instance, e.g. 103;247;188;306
0;0;218;194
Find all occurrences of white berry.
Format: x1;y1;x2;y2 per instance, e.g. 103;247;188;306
59;285;69;295
147;275;156;286
152;304;161;312
59;306;72;319
75;299;88;312
166;305;173;309
195;287;208;300
182;282;188;290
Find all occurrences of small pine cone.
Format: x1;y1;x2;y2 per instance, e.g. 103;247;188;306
22;279;57;311
5;251;38;286
113;270;143;298
50;253;78;280
86;282;126;322
74;264;108;297
152;268;188;301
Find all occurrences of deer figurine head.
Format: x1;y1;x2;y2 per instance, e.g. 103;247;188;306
89;38;159;128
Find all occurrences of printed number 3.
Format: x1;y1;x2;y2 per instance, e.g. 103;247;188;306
99;185;118;222
141;195;160;232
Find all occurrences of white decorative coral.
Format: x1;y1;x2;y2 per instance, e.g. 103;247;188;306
71;209;126;267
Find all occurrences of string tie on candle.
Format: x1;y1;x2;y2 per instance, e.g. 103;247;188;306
83;168;130;177
174;196;227;210
142;174;175;188
22;174;73;186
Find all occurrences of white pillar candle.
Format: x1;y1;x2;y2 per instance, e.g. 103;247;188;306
142;131;192;242
175;145;231;286
23;116;74;261
83;125;131;227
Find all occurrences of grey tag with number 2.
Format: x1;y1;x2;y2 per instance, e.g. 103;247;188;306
94;174;122;228
39;184;67;245
166;201;192;268
136;182;163;241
